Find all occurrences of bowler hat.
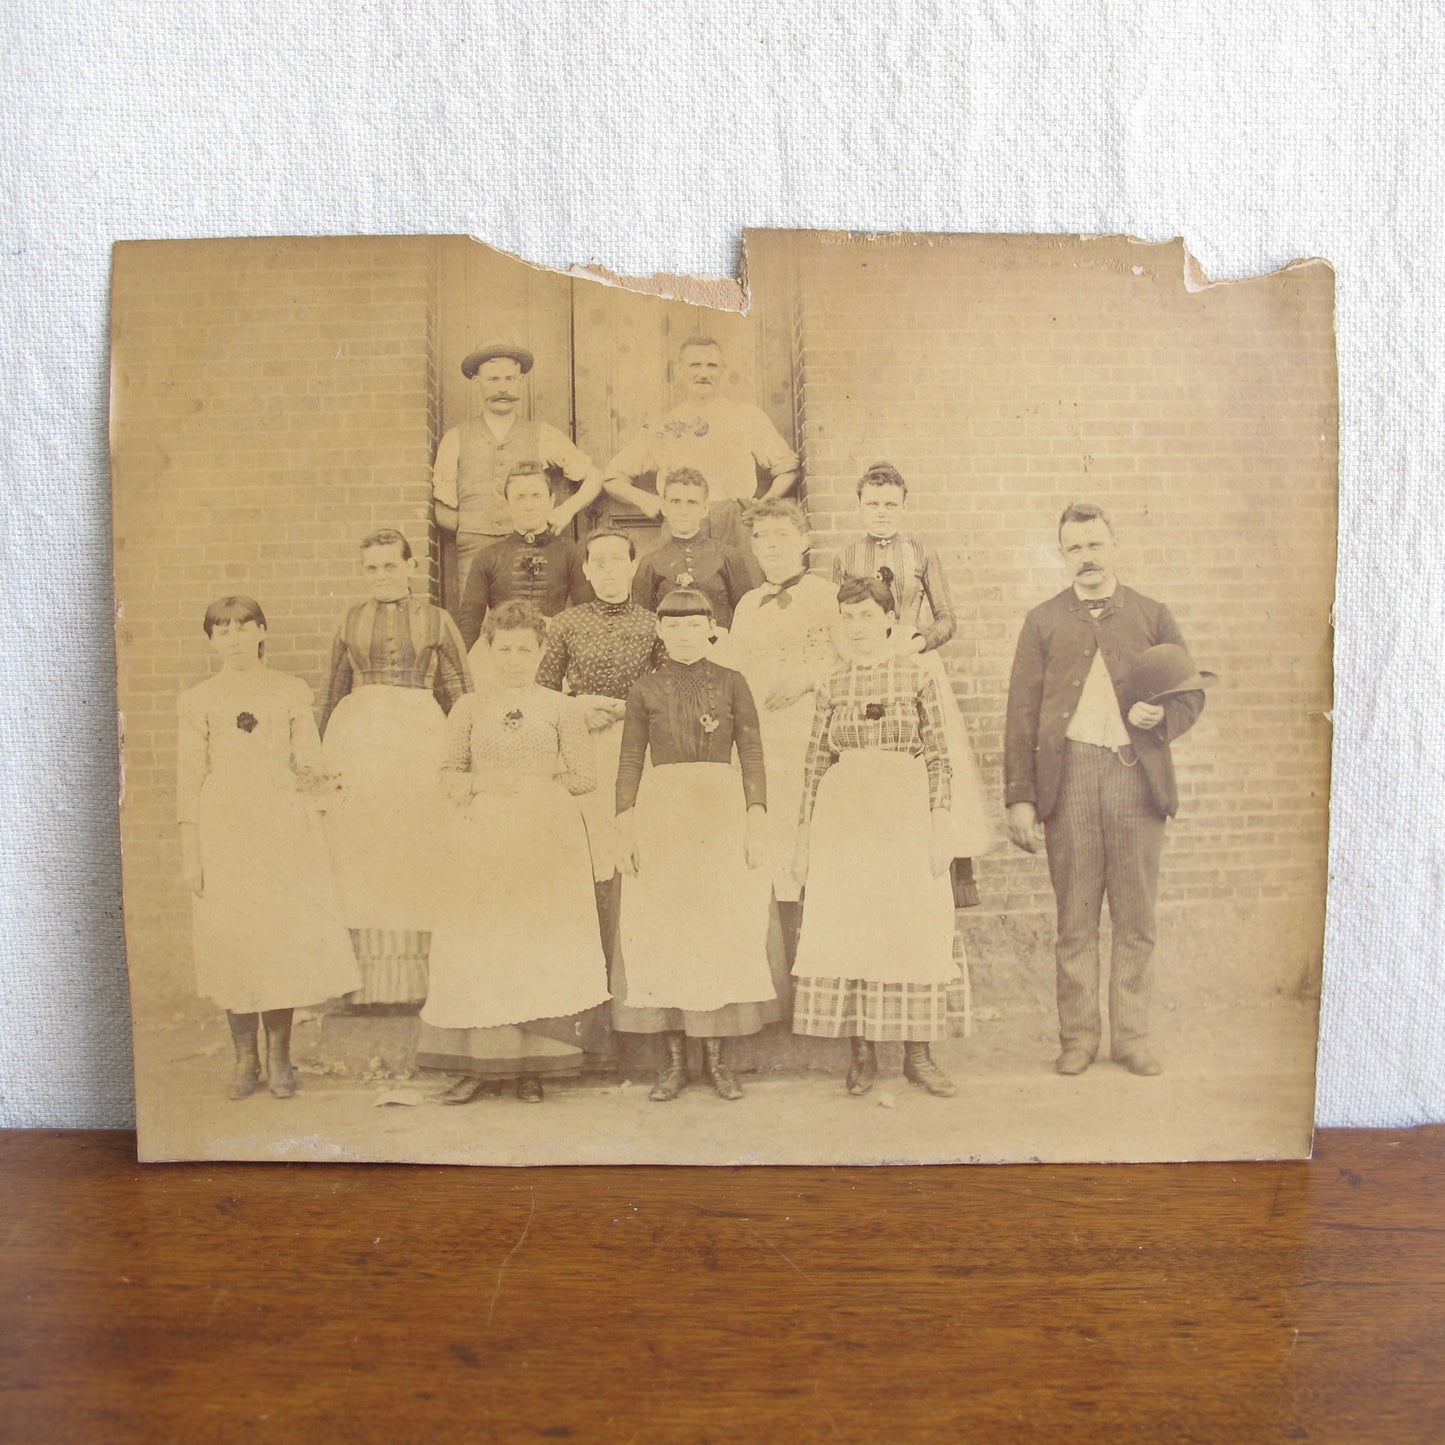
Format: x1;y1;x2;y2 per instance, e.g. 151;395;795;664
461;344;534;379
1126;644;1218;706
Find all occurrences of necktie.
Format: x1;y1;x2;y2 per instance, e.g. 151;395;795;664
758;573;807;609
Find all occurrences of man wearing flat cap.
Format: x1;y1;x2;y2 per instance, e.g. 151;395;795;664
1004;502;1214;1079
432;344;604;610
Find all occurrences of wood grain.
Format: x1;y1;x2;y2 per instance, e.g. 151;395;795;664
2;1129;1442;1441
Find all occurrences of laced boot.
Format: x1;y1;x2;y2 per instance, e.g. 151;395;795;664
702;1038;743;1101
902;1040;957;1098
226;1011;261;1100
649;1031;689;1102
515;1075;544;1103
846;1036;878;1096
261;1008;298;1099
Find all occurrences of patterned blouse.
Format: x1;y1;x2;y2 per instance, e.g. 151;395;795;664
320;596;472;732
177;668;320;824
616;658;766;814
443;686;595;797
832;534;957;652
535;599;658;702
799;656;953;824
725;572;841;702
632;535;754;630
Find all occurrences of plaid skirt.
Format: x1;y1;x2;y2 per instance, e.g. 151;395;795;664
792;974;968;1042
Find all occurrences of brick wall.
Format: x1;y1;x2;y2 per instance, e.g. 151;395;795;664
112;233;1336;1019
751;231;1336;996
112;236;437;1002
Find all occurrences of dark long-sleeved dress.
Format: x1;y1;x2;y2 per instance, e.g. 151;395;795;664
611;657;776;1035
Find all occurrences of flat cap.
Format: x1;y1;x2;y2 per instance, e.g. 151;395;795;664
461;344;534;379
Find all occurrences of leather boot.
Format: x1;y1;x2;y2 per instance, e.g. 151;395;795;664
649;1031;689;1102
261;1008;297;1099
515;1075;544;1103
702;1038;743;1101
903;1040;957;1097
846;1036;877;1096
226;1011;261;1100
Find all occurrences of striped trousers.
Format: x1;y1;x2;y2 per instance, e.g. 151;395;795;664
1044;741;1167;1057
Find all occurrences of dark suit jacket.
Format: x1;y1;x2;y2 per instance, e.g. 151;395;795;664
1004;584;1205;821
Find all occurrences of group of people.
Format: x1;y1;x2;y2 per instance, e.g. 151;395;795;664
176;335;1214;1113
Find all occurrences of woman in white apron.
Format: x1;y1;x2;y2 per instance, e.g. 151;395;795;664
177;596;359;1100
614;589;773;1102
722;498;842;1003
319;529;472;1006
791;575;967;1099
418;601;611;1104
831;462;996;900
532;528;659;965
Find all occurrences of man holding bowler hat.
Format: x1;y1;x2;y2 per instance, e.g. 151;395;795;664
1004;502;1215;1078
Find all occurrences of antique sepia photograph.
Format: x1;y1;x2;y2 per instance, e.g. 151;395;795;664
110;229;1336;1165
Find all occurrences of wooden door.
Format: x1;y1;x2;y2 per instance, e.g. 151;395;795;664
433;238;576;606
571;283;798;559
434;240;801;590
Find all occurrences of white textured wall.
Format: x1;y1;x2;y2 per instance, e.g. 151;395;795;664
1;1;1437;1128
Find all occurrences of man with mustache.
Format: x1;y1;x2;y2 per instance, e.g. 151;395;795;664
432;344;604;610
1004;503;1209;1078
601;335;799;571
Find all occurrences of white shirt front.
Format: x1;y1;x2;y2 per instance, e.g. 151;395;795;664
1067;648;1131;750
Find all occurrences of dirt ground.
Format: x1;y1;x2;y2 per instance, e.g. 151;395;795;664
133;997;1318;1166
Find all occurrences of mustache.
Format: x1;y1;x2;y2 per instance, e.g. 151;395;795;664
488;392;520;402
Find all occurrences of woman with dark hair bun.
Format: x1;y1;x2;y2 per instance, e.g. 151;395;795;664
790;575;968;1098
176;596;359;1101
613;588;774;1102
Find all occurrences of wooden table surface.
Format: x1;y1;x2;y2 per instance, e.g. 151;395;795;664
2;1128;1442;1442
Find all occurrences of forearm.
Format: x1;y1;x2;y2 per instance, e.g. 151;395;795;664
761;467;799;500
603;475;660;512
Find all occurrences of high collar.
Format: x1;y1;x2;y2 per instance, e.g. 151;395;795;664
512;529;553;547
595;597;634;616
1067;582;1125;616
373;593;415;607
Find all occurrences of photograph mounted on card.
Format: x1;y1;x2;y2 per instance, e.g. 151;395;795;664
110;230;1335;1164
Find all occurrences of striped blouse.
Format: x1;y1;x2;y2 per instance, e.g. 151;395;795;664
832;534;956;652
799;656;953;823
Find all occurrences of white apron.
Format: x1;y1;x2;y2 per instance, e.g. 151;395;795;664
320;687;448;931
422;778;610;1029
620;763;775;1012
793;749;961;985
